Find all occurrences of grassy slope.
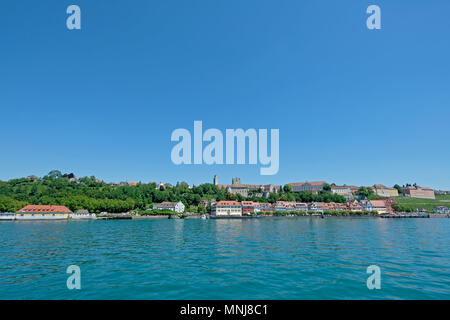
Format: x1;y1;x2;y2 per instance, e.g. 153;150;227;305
394;195;450;211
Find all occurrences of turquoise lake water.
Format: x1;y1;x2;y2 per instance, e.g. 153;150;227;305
0;217;449;299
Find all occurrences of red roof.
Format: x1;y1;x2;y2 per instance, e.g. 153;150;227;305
214;201;241;206
241;201;260;207
370;200;387;207
17;205;72;213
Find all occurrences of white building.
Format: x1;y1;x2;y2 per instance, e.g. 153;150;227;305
330;185;353;200
288;181;327;194
433;206;450;214
360;200;374;212
70;209;97;219
153;201;185;213
369;200;388;214
211;201;242;216
0;213;15;220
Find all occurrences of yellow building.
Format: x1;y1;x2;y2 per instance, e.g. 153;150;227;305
16;205;71;220
372;185;399;197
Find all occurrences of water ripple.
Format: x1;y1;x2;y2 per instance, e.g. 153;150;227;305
0;218;449;299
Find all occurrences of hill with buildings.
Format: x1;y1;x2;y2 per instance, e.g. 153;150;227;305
1;171;447;214
0;171;347;213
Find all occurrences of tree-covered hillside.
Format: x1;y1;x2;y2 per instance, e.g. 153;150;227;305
0;170;346;213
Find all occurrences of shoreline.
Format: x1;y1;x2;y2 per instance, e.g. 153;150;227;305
2;213;449;221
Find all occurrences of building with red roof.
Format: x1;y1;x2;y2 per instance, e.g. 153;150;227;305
211;201;242;216
369;200;388;214
241;201;261;215
16;205;72;220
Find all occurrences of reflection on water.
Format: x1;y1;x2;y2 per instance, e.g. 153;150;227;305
0;218;449;299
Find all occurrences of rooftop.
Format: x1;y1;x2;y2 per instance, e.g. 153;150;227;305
17;205;72;213
370;200;387;207
288;181;327;187
156;202;181;207
214;201;241;206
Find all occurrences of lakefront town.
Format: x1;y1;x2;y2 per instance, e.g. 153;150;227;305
1;170;449;221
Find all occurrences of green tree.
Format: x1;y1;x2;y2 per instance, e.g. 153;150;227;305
393;184;403;194
198;206;206;214
356;187;373;198
45;170;62;179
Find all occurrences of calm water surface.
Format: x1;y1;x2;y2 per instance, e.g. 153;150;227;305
0;218;449;299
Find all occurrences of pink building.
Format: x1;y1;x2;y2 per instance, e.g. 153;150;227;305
402;186;435;199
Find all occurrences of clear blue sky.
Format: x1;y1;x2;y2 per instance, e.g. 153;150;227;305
1;1;449;189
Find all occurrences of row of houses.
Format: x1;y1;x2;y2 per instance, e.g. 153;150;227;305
0;205;96;220
4;202;447;220
215;179;357;200
210;199;393;216
290;182;436;200
433;206;450;214
1;202;188;220
216;177;436;200
36;173;442;200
